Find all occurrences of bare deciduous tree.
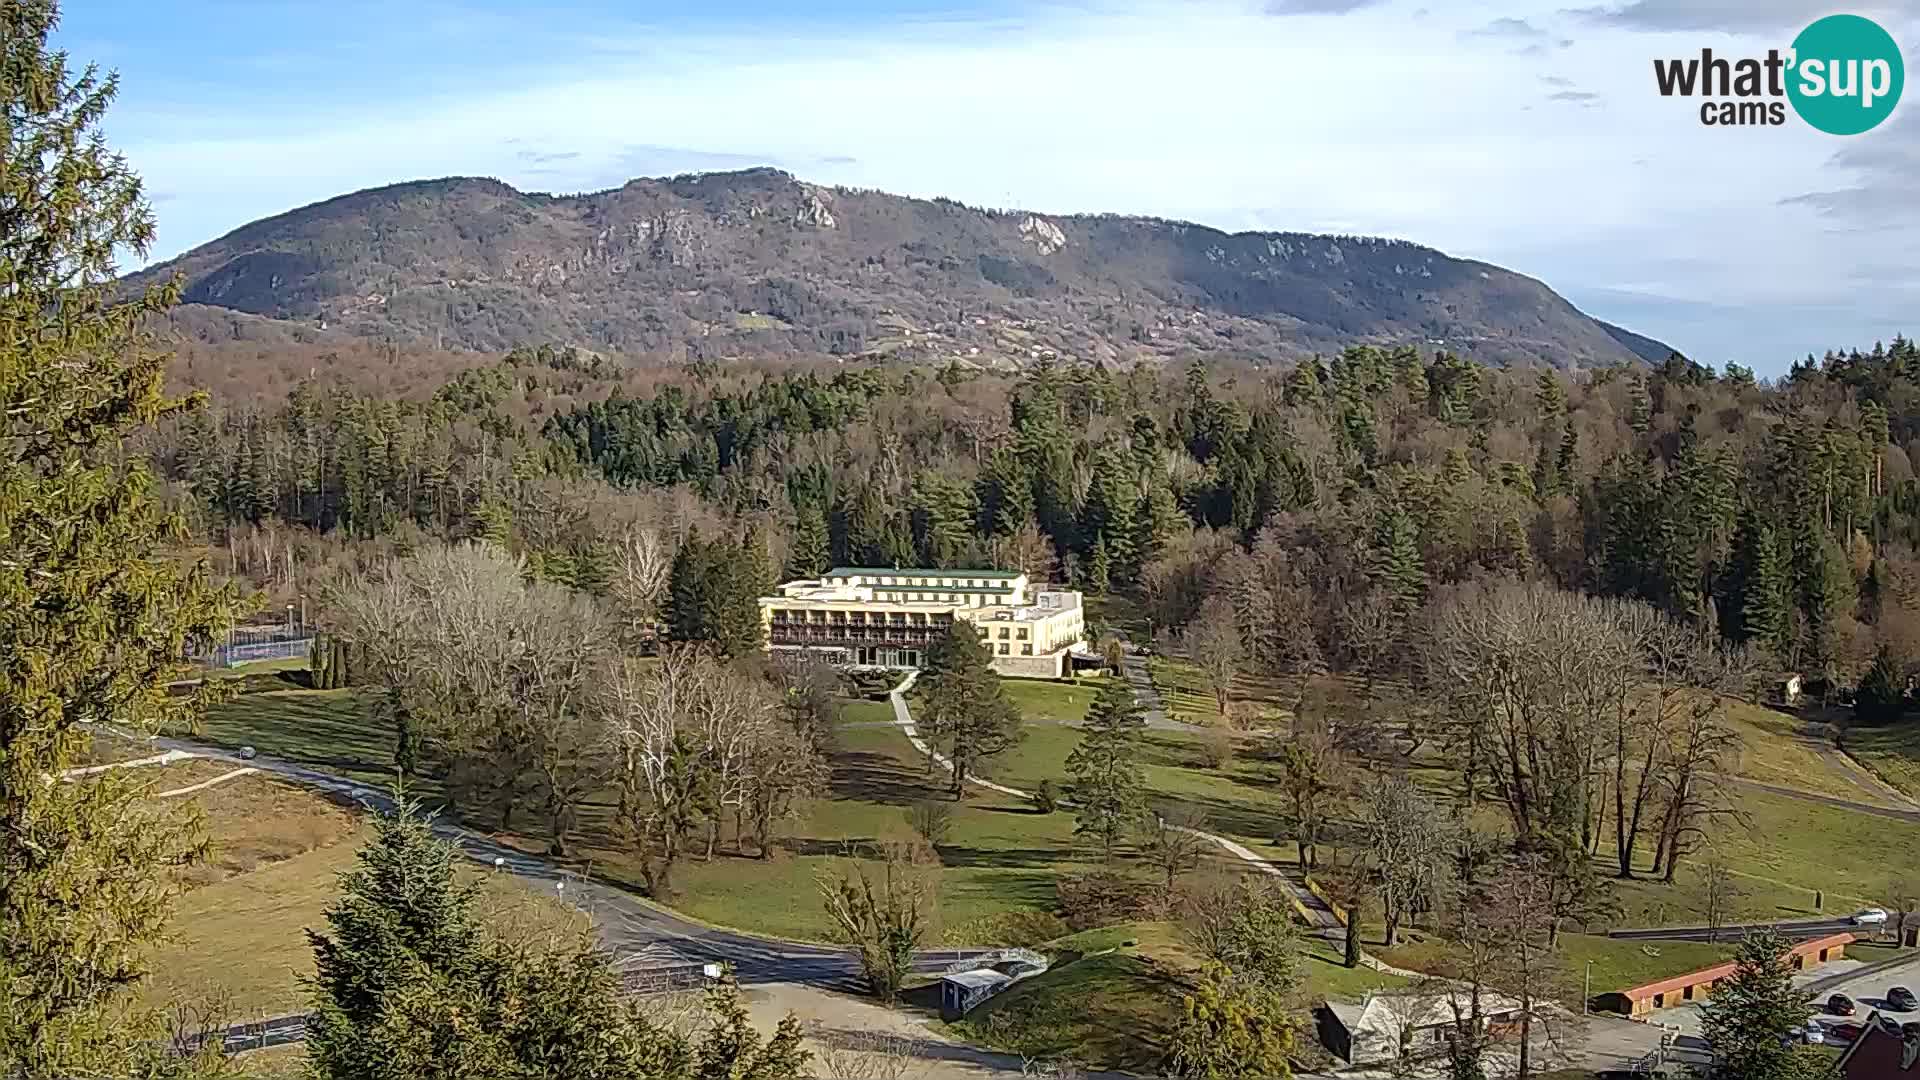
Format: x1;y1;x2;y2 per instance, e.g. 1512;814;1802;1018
1137;805;1210;897
1181;597;1243;717
608;523;673;648
1702;858;1742;943
1362;781;1457;947
817;840;939;1004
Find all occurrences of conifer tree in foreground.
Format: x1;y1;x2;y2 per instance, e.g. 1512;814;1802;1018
307;797;811;1080
1066;677;1147;859
915;622;1024;797
0;2;243;1071
1697;930;1827;1080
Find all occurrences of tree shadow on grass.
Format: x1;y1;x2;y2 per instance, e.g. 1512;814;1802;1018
831;752;946;806
935;845;1077;870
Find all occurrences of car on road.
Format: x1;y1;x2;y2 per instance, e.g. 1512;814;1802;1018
1831;1022;1864;1043
1794;1021;1826;1046
1830;993;1858;1016
1853;907;1890;925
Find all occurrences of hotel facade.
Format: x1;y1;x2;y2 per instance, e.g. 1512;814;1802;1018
758;567;1088;679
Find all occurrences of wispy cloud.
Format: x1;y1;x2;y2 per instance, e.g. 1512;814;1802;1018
85;0;1917;373
1263;0;1387;14
1468;16;1547;39
1571;0;1907;33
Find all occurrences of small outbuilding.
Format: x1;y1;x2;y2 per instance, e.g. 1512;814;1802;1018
1596;932;1853;1017
939;968;1013;1020
1318;989;1525;1066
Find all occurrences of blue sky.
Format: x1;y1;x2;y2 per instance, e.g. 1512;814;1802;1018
60;0;1920;373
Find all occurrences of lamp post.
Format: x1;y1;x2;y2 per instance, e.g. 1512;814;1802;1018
1584;959;1594;1016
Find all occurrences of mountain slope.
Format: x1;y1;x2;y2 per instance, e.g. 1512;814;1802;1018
130;168;1669;370
1597;319;1682;366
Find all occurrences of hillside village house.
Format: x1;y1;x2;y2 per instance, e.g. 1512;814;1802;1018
1319;989;1526;1066
758;567;1088;678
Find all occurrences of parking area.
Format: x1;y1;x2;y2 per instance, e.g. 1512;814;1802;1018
1805;951;1920;1032
1643;949;1920;1051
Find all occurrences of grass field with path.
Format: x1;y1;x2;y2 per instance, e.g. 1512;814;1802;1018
183;670;1920;999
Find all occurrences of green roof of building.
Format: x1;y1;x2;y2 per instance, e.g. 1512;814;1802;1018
865;584;1015;594
826;567;1024;580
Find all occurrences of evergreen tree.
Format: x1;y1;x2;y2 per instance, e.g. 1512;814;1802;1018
1088;535;1112;595
1698;931;1827;1080
915;623;1023;797
0;7;243;1070
1797;525;1856;670
1134;469;1186;569
976;446;1034;539
1161;963;1293;1079
306;799;809;1080
1065;679;1147;859
667;529;713;644
692;977;811;1080
1626;374;1652;433
787;499;830;578
1370;505;1426;612
1727;515;1791;653
1081;447;1138;581
1855;645;1906;724
1555;418;1578;483
305;795;490;1078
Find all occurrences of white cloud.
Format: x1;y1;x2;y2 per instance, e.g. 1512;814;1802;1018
110;0;1916;371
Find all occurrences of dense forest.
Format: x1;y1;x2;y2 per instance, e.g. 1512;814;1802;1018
157;337;1920;711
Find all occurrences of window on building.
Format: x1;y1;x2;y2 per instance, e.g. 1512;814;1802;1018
1017;628;1029;639
1021;645;1032;655
998;643;1009;655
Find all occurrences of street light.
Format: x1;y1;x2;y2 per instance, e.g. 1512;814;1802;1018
1584;959;1594;1015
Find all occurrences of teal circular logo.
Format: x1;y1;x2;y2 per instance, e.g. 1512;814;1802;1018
1787;14;1904;135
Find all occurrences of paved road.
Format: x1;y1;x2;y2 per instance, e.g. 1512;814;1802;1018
1731;776;1920;824
1108;633;1207;734
155;730;984;985
1607;916;1866;943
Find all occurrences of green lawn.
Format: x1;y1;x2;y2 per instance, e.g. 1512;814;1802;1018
949;921;1407;1073
948;922;1195;1073
1375;931;1734;1007
1848;723;1920;800
198;689;404;790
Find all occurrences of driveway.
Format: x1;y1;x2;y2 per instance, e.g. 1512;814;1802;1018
140;729;995;1054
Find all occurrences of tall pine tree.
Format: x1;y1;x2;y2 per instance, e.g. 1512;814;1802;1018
915;623;1024;798
1065;679;1147;859
1;6;243;1070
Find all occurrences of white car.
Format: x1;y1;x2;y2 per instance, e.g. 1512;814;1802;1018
1853;908;1890;925
1801;1022;1826;1046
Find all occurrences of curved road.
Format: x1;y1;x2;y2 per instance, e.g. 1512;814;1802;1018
148;731;987;1052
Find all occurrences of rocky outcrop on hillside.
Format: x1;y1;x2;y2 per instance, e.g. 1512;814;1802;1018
128;168;1668;370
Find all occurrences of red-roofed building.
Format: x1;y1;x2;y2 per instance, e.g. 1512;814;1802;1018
1836;1012;1920;1078
1595;932;1854;1017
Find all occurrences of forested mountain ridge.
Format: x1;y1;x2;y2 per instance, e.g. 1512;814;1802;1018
129;168;1666;370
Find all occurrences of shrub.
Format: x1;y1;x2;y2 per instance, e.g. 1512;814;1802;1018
1198;730;1235;770
1056;870;1157;931
905;799;953;847
1031;779;1061;814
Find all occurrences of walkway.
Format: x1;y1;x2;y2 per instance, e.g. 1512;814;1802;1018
885;672;1345;937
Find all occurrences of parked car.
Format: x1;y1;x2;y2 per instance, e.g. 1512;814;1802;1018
1829;993;1858;1016
1798;1021;1827;1046
1831;1022;1864;1043
1853;907;1891;925
1889;986;1918;1011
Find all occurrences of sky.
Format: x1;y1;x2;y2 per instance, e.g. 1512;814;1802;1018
57;0;1920;374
